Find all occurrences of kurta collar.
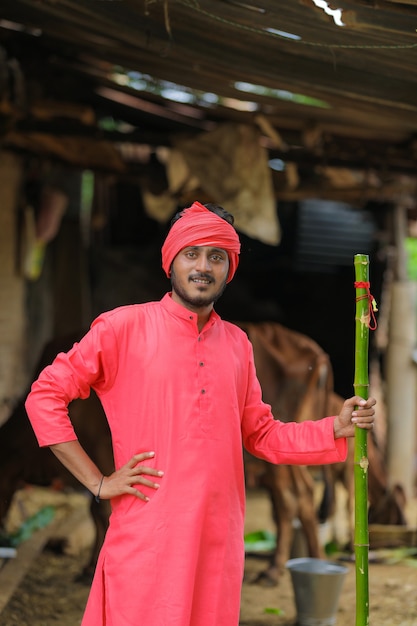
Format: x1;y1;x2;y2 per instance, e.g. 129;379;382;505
160;292;220;330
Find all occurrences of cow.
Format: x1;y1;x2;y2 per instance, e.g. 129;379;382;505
240;322;335;585
321;392;407;552
0;333;113;581
241;324;407;585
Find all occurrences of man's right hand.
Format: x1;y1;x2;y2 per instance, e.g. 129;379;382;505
99;451;164;501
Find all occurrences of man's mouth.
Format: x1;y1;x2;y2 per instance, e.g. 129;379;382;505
189;274;213;285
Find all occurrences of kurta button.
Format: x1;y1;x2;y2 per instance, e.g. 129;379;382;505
189;315;193;319
199;362;204;367
201;389;206;394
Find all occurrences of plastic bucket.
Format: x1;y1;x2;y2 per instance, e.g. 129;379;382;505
286;557;348;626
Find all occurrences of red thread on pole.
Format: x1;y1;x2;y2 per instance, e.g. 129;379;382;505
354;281;378;330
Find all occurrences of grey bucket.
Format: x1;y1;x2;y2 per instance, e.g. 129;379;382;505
286;557;348;626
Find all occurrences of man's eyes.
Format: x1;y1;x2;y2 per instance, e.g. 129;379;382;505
184;251;226;262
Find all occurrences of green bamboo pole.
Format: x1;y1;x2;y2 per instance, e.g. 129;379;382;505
354;254;373;626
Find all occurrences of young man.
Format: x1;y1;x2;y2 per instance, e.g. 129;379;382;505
25;201;375;626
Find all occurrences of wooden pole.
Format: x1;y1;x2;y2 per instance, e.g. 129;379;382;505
353;254;375;626
386;203;417;500
386;281;417;499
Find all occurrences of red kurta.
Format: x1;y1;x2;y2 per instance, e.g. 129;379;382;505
26;293;347;626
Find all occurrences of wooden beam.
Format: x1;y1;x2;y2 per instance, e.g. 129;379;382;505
0;506;88;615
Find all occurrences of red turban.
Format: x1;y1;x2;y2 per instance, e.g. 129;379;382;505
161;201;241;283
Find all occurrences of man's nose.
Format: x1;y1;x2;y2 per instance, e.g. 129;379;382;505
195;253;211;272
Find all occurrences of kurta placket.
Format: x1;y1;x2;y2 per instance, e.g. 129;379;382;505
195;318;215;433
25;293;347;626
197;331;207;429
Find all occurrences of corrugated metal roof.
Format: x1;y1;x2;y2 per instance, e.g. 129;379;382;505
296;199;375;271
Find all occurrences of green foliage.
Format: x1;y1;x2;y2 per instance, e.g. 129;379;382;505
244;529;276;553
405;238;417;280
264;607;285;615
5;506;55;547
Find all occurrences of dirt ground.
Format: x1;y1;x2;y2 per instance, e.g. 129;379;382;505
1;488;417;626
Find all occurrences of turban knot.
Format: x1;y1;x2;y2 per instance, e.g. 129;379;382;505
161;201;241;283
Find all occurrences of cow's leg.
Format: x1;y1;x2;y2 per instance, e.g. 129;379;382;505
77;497;110;583
269;505;295;583
296;466;322;558
253;465;297;586
317;465;336;523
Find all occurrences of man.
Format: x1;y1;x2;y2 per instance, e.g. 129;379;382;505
25;201;375;626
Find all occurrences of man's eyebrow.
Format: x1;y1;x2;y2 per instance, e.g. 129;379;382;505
209;247;228;255
183;246;227;254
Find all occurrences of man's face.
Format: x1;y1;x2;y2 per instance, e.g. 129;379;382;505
170;246;229;310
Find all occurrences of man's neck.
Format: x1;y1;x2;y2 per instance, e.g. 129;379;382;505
170;291;213;331
196;311;211;332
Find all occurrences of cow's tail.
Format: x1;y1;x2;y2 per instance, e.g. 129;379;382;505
317;465;336;523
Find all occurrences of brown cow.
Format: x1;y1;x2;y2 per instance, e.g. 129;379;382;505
242;326;407;585
240;322;335;585
0;334;113;581
321;392;407;551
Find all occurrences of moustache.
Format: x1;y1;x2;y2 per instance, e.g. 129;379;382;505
189;273;214;284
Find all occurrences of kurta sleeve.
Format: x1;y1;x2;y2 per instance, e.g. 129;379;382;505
241;343;347;465
25;316;118;447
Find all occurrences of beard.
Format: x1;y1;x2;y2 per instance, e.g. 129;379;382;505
171;269;227;308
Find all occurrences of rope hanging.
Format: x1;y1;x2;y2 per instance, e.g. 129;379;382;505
354;281;378;331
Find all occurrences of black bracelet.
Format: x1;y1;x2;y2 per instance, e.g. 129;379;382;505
95;475;104;503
